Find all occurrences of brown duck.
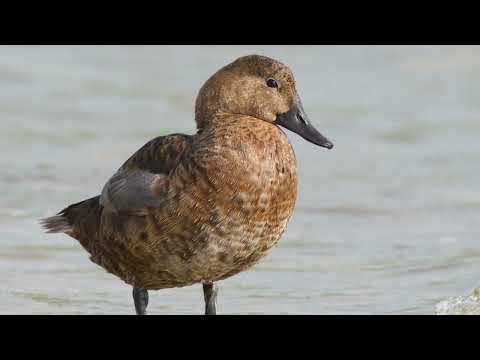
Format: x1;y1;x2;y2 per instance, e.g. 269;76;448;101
41;55;333;315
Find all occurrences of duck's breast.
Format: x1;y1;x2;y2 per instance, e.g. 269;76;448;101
183;117;298;280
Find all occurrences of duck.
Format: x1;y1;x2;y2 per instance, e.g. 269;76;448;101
41;55;334;315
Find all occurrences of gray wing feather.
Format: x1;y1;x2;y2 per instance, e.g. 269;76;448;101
100;169;164;214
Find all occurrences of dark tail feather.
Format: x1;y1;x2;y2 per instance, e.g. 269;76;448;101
40;214;73;234
40;196;101;234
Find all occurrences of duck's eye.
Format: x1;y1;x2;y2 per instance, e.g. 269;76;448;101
266;78;279;89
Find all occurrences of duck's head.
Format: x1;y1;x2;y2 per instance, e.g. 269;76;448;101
195;55;333;149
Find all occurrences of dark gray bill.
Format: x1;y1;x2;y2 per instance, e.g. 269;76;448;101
276;101;334;149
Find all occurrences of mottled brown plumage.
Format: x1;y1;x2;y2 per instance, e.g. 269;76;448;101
41;55;333;314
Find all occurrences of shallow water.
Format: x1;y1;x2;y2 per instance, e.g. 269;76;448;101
1;45;479;314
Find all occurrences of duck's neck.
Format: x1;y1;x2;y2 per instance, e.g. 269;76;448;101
192;114;297;188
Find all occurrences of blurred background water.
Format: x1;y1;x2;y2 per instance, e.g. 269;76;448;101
1;45;479;314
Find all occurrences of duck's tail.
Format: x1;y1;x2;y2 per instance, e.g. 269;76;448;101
40;214;72;234
40;196;102;235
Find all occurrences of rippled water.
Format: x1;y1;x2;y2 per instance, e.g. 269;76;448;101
1;45;479;314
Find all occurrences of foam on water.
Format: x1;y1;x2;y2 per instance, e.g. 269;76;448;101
436;287;480;315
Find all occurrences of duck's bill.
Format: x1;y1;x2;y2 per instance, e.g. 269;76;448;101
276;102;334;150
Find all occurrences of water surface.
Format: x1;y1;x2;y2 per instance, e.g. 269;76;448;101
1;45;479;314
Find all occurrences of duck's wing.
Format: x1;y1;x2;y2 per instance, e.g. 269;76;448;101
100;134;192;215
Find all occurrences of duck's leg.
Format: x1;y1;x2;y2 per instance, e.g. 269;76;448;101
203;282;218;315
133;288;149;315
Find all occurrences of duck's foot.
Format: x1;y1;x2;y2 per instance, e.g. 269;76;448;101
203;282;218;315
133;288;149;315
